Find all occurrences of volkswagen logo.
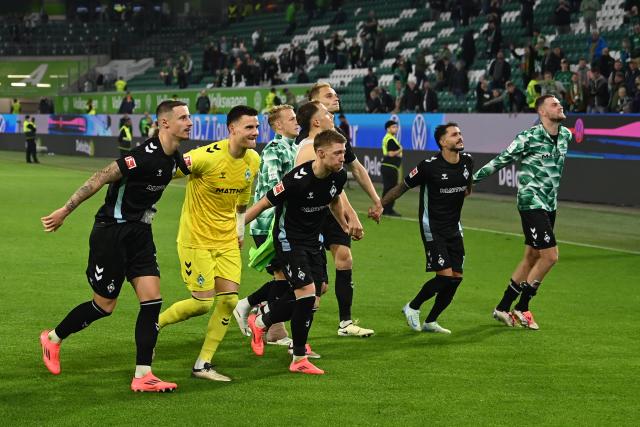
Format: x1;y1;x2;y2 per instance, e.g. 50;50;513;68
389;113;401;144
412;114;427;150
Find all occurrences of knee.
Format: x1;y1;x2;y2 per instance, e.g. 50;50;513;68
334;248;353;270
542;249;559;266
216;292;238;312
195;297;215;315
94;296;117;314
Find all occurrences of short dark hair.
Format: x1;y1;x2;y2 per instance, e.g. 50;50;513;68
156;100;187;117
433;122;459;150
314;129;346;151
296;100;322;132
535;94;556;111
226;105;258;126
385;120;398;130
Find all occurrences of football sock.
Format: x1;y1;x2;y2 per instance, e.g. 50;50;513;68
158;296;213;328
496;279;522;312
290;294;315;357
335;269;354;322
268;280;291;303
425;277;462;323
193;358;208;370
135;298;162;366
262;289;296;326
198;292;237;363
134;365;151;378
514;281;540;312
48;329;62;344
54;300;111;340
409;275;448;310
339;320;353;328
247;280;273;306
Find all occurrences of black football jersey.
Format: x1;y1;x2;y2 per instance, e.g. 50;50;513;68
266;160;347;250
95;137;189;224
404;152;474;239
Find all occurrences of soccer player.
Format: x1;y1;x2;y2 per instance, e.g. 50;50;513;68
244;129;361;374
39;100;192;392
382;123;474;334
233;104;300;346
297;82;379;337
158;105;260;381
473;95;570;330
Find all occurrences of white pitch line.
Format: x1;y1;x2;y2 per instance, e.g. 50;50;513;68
365;213;640;256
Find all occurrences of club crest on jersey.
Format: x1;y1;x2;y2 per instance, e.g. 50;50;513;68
245;168;251;181
197;274;205;287
438;255;445;266
463;166;469;180
329;184;337;197
124;156;136;169
274;182;285;195
183;155;192;168
409;167;418;178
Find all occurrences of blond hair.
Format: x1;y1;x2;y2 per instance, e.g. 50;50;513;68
267;104;294;127
308;82;332;101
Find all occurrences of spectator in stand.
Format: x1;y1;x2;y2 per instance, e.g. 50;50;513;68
488;50;511;90
251;28;264;53
429;0;444;22
366;87;384;113
567;72;588;112
293;44;306;71
284;1;296;36
279;47;291;73
483;88;505;112
317;37;326;64
632;77;640;112
203;41;215;74
609;70;627;96
39;96;53;114
451;60;470;100
554;0;571;35
608;60;625;89
484;21;502;59
545;46;564;76
610;84;632;113
587;30;607;64
363;11;378;38
598;48;615;80
526;71;542;110
118;91;135;114
630;24;640;60
349;38;361;69
488;0;503;26
217;67;233;87
540;70;566;99
114;76;127;92
554;59;573;94
576;57;590;88
332;7;347;25
296;67;310;83
414;47;429;88
626;59;640;95
160;59;172;86
581;0;600;35
379;87;395;112
435;56;455;91
505;81;527;112
421;80;439;112
184;53;193;83
337;114;351;143
196;90;210;114
588;66;610;113
400;77;422;112
476;78;492;112
283;88;297;108
363;67;378;101
461;29;476;70
139;112;152;136
521;0;535;36
625;5;640;25
390;78;404;105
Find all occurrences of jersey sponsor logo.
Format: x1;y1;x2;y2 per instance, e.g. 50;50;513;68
300;206;327;213
294;168;308;179
124;156;137;169
439;186;467;194
215;187;243;194
183;155;192;168
411;114;427;150
146;184;167;192
409;167;418;178
145;142;158;153
274;182;285;195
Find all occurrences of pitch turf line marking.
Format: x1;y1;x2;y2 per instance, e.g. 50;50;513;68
372;214;640;256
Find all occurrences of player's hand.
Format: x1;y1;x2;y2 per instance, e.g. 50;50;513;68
41;207;70;232
238;237;244;249
368;199;383;223
348;216;364;241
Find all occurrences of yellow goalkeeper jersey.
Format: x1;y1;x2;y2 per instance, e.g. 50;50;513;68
177;139;260;249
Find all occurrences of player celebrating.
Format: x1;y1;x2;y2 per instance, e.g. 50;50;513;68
382;123;474;334
245;129;361;374
298;82;379;337
158;105;260;381
39;100;192;392
474;95;569;330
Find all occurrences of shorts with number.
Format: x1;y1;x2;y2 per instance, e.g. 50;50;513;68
519;209;557;249
278;247;327;295
321;214;351;249
178;245;242;292
86;222;159;299
423;232;465;273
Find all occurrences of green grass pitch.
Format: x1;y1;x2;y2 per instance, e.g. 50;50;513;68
0;151;638;426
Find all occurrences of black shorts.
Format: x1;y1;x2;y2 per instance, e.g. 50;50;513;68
423;232;465;273
86;222;159;299
278;246;327;296
252;234;285;274
321;214;351;250
519;209;557;249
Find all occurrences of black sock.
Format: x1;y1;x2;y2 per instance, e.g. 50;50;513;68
409;275;448;310
268;280;290;303
335;269;353;321
496;279;522;312
290;295;315;356
262;289;296;327
514;281;540;312
425;277;462;323
135;298;162;366
247;280;274;306
54;300;111;340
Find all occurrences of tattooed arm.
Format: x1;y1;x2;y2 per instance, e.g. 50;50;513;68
41;161;123;232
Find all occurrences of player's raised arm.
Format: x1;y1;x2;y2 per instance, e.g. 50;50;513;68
473;133;525;183
41;161;123;232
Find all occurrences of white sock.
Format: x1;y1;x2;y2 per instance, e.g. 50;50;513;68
134;365;151;378
48;330;62;344
339;320;353;329
193;358;208;370
292;355;307;362
255;314;266;329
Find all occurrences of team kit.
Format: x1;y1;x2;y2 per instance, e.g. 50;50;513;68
39;83;568;391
